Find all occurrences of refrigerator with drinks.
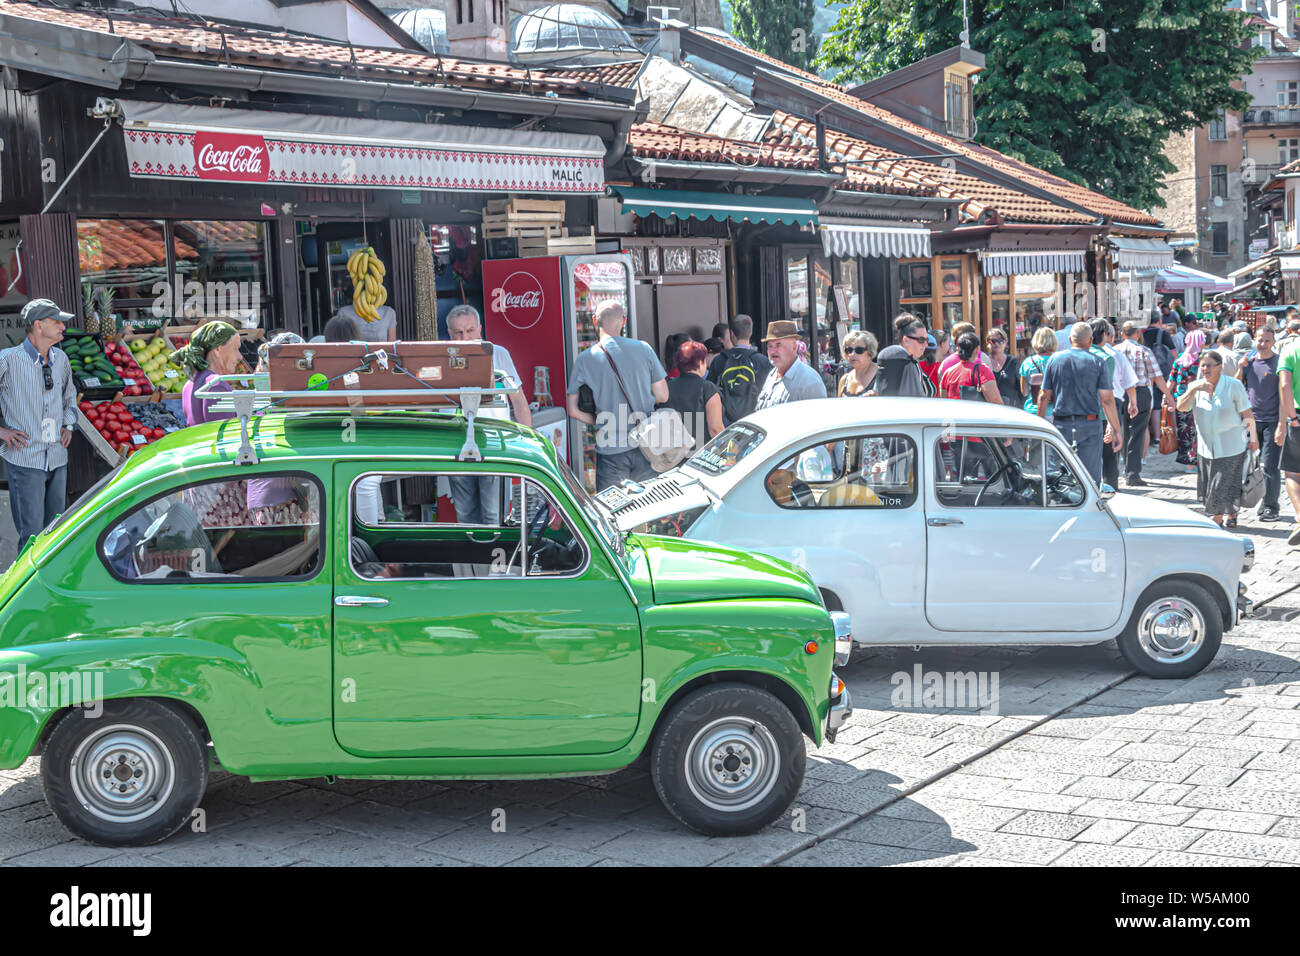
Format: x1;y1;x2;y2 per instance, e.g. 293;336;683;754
482;253;637;489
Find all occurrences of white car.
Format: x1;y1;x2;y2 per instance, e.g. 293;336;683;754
598;398;1254;679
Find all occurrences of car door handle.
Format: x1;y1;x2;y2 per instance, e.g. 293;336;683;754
926;517;964;527
334;595;390;608
465;531;500;543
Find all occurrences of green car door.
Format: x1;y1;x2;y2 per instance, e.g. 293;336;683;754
330;461;643;758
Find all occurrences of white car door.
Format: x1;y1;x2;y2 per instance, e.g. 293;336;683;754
922;427;1125;633
709;428;924;644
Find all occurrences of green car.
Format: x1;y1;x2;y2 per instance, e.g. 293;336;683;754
0;410;851;846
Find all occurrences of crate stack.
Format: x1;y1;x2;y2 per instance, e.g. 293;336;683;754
481;198;596;257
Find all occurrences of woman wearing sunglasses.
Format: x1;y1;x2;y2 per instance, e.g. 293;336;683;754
837;330;880;397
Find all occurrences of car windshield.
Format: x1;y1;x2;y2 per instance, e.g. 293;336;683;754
558;464;626;563
685;423;766;476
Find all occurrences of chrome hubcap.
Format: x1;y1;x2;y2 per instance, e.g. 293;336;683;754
1137;597;1206;663
684;717;780;813
68;725;176;824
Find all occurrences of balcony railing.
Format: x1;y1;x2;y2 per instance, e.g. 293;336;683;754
1244;107;1300;126
1242;162;1282;185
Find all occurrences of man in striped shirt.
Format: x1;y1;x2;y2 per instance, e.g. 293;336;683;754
1116;319;1172;487
0;299;78;549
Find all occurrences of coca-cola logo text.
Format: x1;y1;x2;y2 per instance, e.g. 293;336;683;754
491;271;545;330
192;132;270;182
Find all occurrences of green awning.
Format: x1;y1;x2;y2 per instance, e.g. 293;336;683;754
610;186;818;226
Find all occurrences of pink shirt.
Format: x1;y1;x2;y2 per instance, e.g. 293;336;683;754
937;349;992;379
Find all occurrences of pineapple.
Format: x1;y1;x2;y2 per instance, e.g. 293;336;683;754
82;285;100;335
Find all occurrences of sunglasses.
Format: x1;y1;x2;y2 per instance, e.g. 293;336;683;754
906;335;929;344
845;346;871;355
42;365;52;391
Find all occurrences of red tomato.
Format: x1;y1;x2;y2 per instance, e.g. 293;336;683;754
110;402;125;413
78;401;92;412
113;430;129;443
151;428;164;440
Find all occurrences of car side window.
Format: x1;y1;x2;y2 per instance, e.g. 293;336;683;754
100;474;322;581
934;435;1085;508
766;434;917;509
350;474;584;580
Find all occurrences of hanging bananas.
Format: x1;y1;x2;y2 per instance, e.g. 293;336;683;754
347;246;388;322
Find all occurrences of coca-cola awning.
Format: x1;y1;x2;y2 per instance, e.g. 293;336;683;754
115;100;605;194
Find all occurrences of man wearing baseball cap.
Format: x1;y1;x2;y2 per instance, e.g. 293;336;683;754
755;320;827;410
0;299;78;550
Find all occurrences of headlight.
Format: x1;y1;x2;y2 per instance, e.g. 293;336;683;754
1241;536;1254;573
830;610;851;667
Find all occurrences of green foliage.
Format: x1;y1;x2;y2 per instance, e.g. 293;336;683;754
730;0;820;71
815;0;1258;210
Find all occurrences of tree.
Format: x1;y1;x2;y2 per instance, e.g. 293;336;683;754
730;0;819;72
816;0;1258;210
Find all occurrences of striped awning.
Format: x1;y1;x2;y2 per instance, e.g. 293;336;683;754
977;249;1086;277
818;220;930;259
1279;255;1300;280
1107;237;1176;269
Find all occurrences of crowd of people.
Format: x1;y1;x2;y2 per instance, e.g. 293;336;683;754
557;300;1300;549
4;292;1299;552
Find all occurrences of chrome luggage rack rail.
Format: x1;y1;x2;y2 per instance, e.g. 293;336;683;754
194;349;518;465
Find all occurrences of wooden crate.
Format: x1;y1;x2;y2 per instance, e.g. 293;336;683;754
76;406;127;465
481;217;564;239
485;197;566;218
517;228;597;258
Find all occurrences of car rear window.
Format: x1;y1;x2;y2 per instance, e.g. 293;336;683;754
686;423;765;476
99;473;323;582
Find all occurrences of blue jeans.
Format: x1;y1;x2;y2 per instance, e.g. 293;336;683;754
1055;416;1103;486
448;474;501;526
7;462;67;550
594;448;655;492
1256;421;1282;511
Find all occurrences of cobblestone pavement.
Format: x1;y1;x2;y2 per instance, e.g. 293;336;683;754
1;453;1297;866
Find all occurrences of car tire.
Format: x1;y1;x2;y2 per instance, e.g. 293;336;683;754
650;683;805;836
41;699;209;847
1117;580;1223;679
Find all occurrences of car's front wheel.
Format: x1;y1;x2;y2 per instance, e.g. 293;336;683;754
1117;580;1223;678
650;683;805;836
42;699;209;847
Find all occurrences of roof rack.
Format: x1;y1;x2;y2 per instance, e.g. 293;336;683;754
194;369;519;466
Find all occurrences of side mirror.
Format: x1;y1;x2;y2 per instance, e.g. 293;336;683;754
1098;483;1116;500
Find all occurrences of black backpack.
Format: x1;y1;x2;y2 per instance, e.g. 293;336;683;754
716;347;762;423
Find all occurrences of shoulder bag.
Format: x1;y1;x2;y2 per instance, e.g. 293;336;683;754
1158;401;1178;456
959;362;989;402
1239;448;1265;509
603;346;694;472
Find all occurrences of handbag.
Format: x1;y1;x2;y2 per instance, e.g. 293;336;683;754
602;346;695;472
1239;449;1265;509
1158;402;1177;456
959;362;989;402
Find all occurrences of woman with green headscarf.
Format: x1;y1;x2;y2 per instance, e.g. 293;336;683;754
173;320;242;426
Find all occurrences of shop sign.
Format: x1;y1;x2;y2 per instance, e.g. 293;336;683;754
489;270;546;331
1249;239;1268;261
192;132;270;182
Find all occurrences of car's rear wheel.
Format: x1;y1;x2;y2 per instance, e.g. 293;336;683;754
1117;580;1223;679
42;699;208;847
650;683;804;835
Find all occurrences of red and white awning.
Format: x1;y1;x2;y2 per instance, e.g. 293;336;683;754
116;100;605;194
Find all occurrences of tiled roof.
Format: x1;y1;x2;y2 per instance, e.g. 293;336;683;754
779;75;1159;226
631;121;818;169
767;112;1095;225
0;0;596;98
549;60;645;89
630;120;940;197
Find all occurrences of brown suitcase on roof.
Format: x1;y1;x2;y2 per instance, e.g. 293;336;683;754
267;341;494;408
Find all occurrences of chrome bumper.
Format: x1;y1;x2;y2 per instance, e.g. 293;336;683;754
1237;582;1253;622
829;610;852;667
1241;536;1255;573
827;672;852;744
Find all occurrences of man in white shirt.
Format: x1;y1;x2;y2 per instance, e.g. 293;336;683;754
446;304;531;524
1094;319;1137;489
1211;327;1240;378
755;321;828;408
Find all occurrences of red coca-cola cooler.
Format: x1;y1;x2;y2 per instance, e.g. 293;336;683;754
482;253;638;484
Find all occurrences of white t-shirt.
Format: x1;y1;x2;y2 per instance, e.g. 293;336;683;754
1104;343;1138;395
335;304;397;343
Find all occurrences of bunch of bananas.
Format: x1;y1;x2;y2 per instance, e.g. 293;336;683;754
348;246;387;322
